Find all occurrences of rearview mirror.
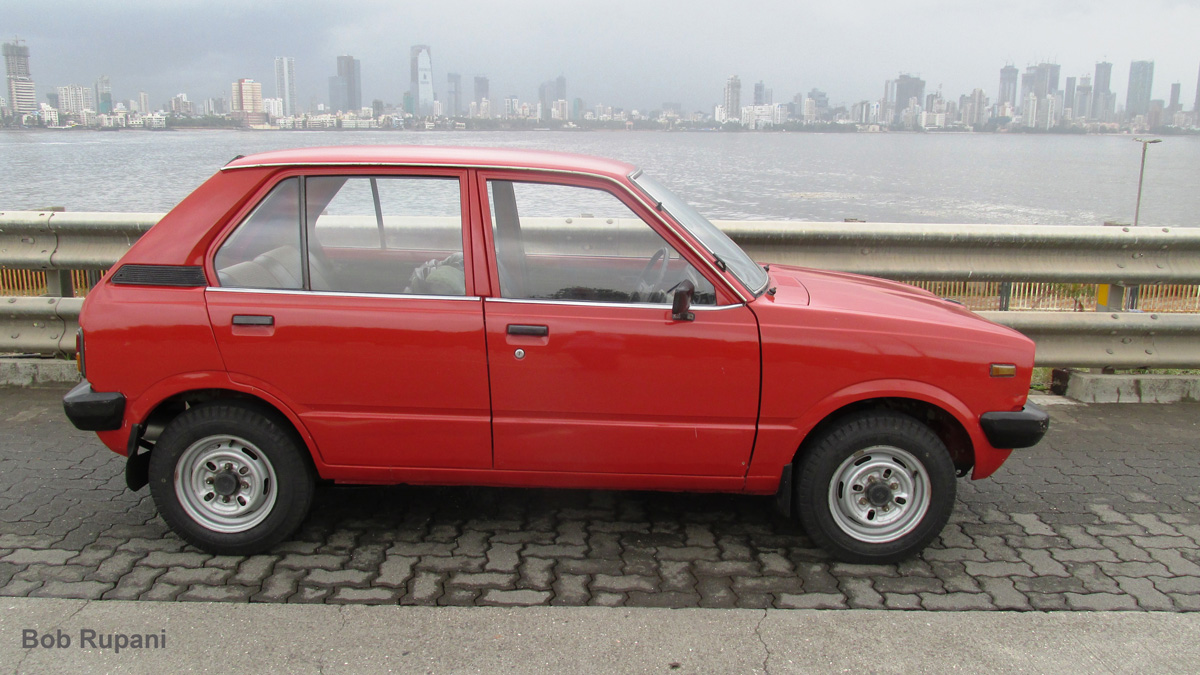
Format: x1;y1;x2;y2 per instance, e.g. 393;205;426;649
672;280;695;322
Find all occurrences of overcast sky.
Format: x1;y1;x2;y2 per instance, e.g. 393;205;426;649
4;0;1198;112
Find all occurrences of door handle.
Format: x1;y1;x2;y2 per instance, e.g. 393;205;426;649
232;315;275;326
507;324;548;337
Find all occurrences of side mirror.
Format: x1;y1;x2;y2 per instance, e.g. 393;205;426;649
671;280;695;322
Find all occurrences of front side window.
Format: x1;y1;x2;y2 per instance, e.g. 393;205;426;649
487;180;715;305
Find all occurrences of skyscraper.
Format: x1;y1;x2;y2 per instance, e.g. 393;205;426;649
1074;75;1092;120
3;39;37;120
998;65;1018;108
231;78;265;126
447;73;461;117
95;75;112;114
474;76;489;106
893;74;925;116
1125;60;1154;119
723;76;741;122
1195;63;1200;112
56;84;94;115
1091;62;1114;122
329;55;361;113
1064;77;1076;117
1167;82;1181;114
410;45;433;116
274;57;296;117
753;81;766;106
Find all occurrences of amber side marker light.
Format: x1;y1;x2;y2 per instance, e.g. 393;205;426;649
990;363;1017;378
75;328;85;378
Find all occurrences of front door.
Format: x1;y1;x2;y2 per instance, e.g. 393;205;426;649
480;175;760;477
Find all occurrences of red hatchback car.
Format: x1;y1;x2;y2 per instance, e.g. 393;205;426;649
63;146;1047;563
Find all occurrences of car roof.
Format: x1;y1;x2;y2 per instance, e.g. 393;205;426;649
223;145;639;180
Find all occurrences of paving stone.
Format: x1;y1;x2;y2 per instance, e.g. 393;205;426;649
231;555;277;585
480;589;550;606
142;582;184;601
884;593;924;610
1147;549;1200;576
483;544;521;573
778;593;847;609
376;556;417;588
551;573;591;606
841;577;885;609
1;548;77;565
693;560;757;576
696;576;737;608
158;567;231;586
1064;592;1141;611
628;591;700;608
306;569;373;587
590;592;626;607
447;572;516;589
980;577;1032;610
591;574;656;593
1097;561;1171;578
0;534;61;549
875;576;946;594
922;547;987;563
518;557;556;590
101;567;164;600
920;592;995;610
405;571;443;604
179;585;255;602
963;561;1035;577
1012;513;1056;536
252;569;305;602
140;551;211;568
276;554;348;570
31;580;112;600
796;562;841;594
289;586;331;604
659;560;697;593
732;575;803;594
117;538;185;553
657;546;720;562
1115;577;1174;611
556;558;623;576
1050;548;1119;563
1019;550;1070;577
330;587;399;604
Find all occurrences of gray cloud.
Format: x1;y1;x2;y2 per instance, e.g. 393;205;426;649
3;0;1197;112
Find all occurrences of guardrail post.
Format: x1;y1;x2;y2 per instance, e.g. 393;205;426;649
45;271;74;298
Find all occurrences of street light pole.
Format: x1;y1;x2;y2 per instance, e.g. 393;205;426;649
1132;137;1161;228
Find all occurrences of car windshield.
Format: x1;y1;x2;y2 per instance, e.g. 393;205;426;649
631;172;769;296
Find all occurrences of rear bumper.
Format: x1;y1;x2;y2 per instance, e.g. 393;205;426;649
62;381;126;432
980;402;1049;449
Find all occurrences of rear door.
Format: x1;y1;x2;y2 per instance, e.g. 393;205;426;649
205;170;492;471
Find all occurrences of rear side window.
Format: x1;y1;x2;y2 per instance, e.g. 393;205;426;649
305;176;464;295
214;178;303;289
214;175;465;295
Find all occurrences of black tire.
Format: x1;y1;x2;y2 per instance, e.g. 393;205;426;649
148;402;315;555
795;410;956;564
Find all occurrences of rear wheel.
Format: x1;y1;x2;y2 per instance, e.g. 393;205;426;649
795;411;956;564
148;403;314;555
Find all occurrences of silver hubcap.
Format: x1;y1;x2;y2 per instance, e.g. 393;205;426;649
828;445;930;543
174;435;277;534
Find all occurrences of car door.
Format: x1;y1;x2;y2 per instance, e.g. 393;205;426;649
205;169;492;471
479;172;760;477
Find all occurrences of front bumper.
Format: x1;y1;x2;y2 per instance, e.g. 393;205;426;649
980;402;1049;449
62;381;125;432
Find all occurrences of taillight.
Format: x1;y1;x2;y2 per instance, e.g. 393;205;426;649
76;328;86;379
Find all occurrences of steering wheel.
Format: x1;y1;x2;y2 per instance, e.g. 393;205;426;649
634;247;671;301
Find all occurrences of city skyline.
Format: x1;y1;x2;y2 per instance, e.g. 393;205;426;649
3;0;1198;114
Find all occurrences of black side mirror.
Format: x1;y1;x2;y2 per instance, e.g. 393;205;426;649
671;280;695;322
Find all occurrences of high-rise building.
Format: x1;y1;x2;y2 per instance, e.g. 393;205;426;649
1126;60;1154;119
1074;75;1092;120
473;76;489;106
1194;63;1200;112
138;91;150;115
56;84;95;115
893;74;925;117
95;76;112;114
1091;62;1114;122
753;81;767;106
998;65;1018;109
274;57;296;117
410;45;433;116
329;55;361;113
447;73;461;117
722;76;741;122
231;79;263;112
1064;77;1076;117
1167;82;1181;114
3;39;37;120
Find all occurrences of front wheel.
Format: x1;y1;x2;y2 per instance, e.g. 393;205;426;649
148;403;315;555
795;411;957;564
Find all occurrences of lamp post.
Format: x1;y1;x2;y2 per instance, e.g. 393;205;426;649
1132;137;1161;228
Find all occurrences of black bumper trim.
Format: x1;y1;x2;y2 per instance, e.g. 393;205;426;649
62;381;126;432
980;402;1050;449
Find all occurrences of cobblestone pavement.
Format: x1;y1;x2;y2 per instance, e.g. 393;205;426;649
3;387;1200;610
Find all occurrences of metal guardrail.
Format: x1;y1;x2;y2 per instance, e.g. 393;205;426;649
2;211;1200;367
